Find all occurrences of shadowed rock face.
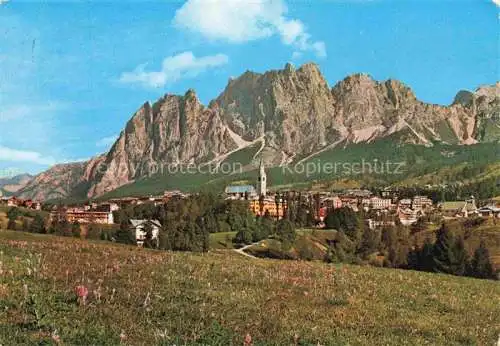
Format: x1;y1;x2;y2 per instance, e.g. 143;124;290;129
18;63;499;200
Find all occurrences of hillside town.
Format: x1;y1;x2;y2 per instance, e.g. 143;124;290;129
2;162;499;237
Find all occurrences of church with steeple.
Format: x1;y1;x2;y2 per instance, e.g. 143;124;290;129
257;158;267;197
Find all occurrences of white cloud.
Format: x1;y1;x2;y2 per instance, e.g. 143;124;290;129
173;0;326;58
96;135;118;147
0;146;56;166
0;0;9;5
119;51;229;88
291;51;303;60
493;0;500;6
0;102;66;122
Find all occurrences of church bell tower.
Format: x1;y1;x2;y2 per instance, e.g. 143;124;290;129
257;158;267;197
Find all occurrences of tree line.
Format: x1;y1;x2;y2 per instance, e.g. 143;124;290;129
319;207;497;280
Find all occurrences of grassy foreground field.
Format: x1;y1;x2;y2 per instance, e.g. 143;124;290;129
0;231;499;345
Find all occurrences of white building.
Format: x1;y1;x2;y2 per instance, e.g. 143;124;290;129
130;219;161;247
477;206;500;218
367;219;396;230
399;199;412;208
412;196;433;211
398;208;418;226
369;197;392;210
257;158;267;197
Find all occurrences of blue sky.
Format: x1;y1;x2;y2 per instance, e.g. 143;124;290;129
0;0;498;177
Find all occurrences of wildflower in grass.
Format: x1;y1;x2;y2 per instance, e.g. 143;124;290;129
75;285;89;306
51;330;61;344
244;333;252;346
120;330;127;342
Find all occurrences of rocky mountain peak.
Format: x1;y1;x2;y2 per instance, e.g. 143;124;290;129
297;62;320;74
17;65;500;201
284;62;295;73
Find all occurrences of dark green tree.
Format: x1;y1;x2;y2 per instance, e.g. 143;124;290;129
276;219;296;249
29;214;46;234
71;221;81;238
21;218;30;232
450;236;469;276
431;223;456;274
7;207;19;230
408;237;434;271
468;241;496;279
142;222;156;249
324;207;362;242
115;219;135;245
357;229;380;260
258;216;274;240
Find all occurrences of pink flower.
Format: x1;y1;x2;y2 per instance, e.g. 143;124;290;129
244;333;252;346
75;285;89;305
51;330;61;344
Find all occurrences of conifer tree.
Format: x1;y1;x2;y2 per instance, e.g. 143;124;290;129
7;207;19;230
29;214;46;234
71;221;81;238
142;222;155;248
418;238;434;271
21;218;30;232
450;236;469;276
468;241;496;280
431;223;456;274
276;219;296;249
357;229;380;260
115;219;135;245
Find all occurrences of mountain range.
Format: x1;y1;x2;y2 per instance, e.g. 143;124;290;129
17;63;500;201
0;174;33;197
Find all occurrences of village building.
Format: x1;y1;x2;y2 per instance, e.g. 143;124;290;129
95;202;120;213
129;219;161;247
318;206;329;221
50;209;114;225
438;198;478;218
412;196;433;211
321;196;342;209
398;208;418;226
477;205;500;218
367;219;396;230
249;198;286;219
340;197;359;211
7;196;20;207
1;196;41;210
361;198;371;207
225;185;256;199
344;189;372;198
369;197;392;210
399;198;412;208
